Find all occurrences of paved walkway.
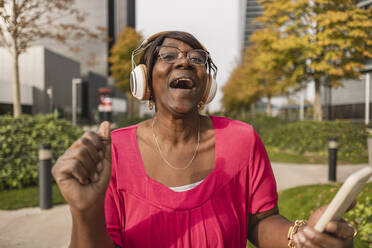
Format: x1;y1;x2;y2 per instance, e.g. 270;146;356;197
0;163;370;248
271;163;371;190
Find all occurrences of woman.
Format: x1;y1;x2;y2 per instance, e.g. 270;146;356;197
52;31;356;248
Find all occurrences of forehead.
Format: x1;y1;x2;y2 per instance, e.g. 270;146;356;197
161;38;194;50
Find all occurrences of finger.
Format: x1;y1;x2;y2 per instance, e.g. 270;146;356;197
307;204;329;227
70;131;104;152
95;159;112;192
293;230;322;248
346;200;357;212
82;131;104;152
54;159;90;185
65;148;97;181
301;226;346;248
325;221;355;239
79;135;103;164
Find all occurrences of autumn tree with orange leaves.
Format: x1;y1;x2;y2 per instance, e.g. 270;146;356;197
254;0;372;121
109;27;142;118
222;42;292;117
0;0;104;117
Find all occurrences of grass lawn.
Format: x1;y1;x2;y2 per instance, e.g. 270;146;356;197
278;182;372;248
0;184;65;210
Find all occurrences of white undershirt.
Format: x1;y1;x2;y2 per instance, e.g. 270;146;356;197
168;179;204;192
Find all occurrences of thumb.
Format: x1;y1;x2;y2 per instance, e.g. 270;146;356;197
95;121;112;191
98;121;110;141
97;121;111;161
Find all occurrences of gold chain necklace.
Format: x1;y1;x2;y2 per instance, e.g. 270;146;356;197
152;117;200;170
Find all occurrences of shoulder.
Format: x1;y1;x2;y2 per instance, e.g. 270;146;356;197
111;124;137;135
110;119;153;147
211;115;255;140
110;124;137;145
211;116;261;168
211;115;253;129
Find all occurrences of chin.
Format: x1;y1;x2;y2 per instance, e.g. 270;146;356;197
170;104;197;116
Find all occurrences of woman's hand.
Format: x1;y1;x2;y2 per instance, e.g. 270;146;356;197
52;121;112;212
293;205;356;248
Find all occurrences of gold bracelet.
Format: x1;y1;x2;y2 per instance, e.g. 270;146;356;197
287;220;307;248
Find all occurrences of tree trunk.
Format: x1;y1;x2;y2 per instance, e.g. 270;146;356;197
11;0;22;117
266;95;272;117
250;102;256;118
313;78;322;121
299;87;305;121
12;44;22;117
240;108;246;119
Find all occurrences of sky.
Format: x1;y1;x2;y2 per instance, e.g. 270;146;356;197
136;0;245;112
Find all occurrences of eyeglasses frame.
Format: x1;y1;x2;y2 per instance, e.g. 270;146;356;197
156;45;210;65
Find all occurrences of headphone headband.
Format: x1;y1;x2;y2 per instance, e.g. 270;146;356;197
131;31;212;69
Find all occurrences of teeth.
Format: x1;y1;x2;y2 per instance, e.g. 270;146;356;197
171;78;193;89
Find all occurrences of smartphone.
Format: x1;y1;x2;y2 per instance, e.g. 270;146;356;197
314;167;372;232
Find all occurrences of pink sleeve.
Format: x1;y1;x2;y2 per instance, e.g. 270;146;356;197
105;143;125;247
247;130;278;214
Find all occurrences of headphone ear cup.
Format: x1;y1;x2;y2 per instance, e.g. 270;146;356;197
201;74;217;104
130;64;151;100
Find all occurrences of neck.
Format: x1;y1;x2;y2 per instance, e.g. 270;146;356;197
153;111;200;145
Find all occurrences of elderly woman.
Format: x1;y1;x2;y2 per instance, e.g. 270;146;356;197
52;31;356;248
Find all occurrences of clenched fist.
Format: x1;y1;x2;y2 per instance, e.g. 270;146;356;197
52;121;112;212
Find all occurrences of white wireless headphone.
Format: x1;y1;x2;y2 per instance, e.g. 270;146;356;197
130;31;218;105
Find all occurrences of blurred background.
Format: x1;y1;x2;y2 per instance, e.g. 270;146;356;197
0;0;371;123
0;0;371;247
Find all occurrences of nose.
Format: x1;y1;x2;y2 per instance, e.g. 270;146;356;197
174;53;192;69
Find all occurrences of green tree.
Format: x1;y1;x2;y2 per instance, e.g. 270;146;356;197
0;0;103;117
109;27;142;118
254;0;372;121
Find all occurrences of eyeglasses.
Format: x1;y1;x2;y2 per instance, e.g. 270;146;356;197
157;46;209;65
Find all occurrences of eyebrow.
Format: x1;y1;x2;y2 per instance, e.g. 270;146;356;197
161;43;180;48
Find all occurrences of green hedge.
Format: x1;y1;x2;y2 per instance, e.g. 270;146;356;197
238;115;368;163
0;115;83;190
278;183;372;247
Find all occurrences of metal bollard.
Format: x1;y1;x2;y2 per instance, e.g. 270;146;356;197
328;138;338;182
39;144;52;209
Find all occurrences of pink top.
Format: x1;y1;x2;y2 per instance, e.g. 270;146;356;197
105;116;278;247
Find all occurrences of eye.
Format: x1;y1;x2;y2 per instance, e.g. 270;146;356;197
189;50;207;64
159;52;178;62
189;56;204;64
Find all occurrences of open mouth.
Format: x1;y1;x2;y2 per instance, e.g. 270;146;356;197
170;78;195;89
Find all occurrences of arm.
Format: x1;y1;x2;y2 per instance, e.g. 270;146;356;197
248;205;292;248
246;130;354;247
52;122;116;248
248;205;355;248
69;203;115;248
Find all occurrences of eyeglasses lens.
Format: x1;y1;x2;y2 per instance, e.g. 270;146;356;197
158;47;207;65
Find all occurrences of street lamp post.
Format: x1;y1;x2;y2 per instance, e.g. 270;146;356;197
72;78;82;126
46;86;53;113
328;137;338;182
365;73;370;125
